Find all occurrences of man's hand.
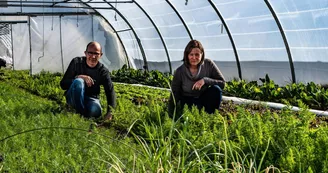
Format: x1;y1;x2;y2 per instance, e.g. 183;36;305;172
77;75;94;87
192;79;205;90
104;112;113;121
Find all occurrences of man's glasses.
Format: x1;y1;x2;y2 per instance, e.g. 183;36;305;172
87;51;102;56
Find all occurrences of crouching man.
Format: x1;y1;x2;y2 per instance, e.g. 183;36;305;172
60;41;116;120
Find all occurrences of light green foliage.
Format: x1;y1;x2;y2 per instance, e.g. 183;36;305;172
0;82;140;172
2;69;328;172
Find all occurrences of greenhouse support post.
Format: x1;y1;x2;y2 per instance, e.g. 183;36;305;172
76;0;130;68
165;0;193;40
133;1;172;73
28;16;32;75
104;1;149;71
60;15;64;73
10;23;14;70
264;0;296;83
91;15;94;41
208;0;242;80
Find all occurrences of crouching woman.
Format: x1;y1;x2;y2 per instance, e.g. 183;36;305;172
169;40;225;115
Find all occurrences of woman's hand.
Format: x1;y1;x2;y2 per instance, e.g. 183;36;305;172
192;79;205;90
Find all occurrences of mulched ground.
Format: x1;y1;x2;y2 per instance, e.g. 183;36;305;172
219;100;328;128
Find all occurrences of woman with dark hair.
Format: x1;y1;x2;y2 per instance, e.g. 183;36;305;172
169;40;225;114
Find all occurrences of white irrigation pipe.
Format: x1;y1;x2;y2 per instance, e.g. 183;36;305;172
116;82;328;116
222;96;328;117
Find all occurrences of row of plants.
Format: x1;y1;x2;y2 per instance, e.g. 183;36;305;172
4;68;328;111
110;64;173;88
109;67;328;111
2;69;328;172
225;75;328;110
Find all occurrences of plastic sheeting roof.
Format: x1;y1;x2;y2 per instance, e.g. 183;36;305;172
1;0;328;85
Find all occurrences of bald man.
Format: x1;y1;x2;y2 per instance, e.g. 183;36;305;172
60;41;116;120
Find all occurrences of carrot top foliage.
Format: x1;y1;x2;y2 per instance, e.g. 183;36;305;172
1;69;328;172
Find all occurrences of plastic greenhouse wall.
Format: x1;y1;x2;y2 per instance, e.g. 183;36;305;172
0;0;328;85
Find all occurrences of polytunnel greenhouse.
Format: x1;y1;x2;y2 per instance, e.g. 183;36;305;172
3;1;328;172
0;0;328;85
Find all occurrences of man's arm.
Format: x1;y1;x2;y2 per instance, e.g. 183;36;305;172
60;58;77;90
